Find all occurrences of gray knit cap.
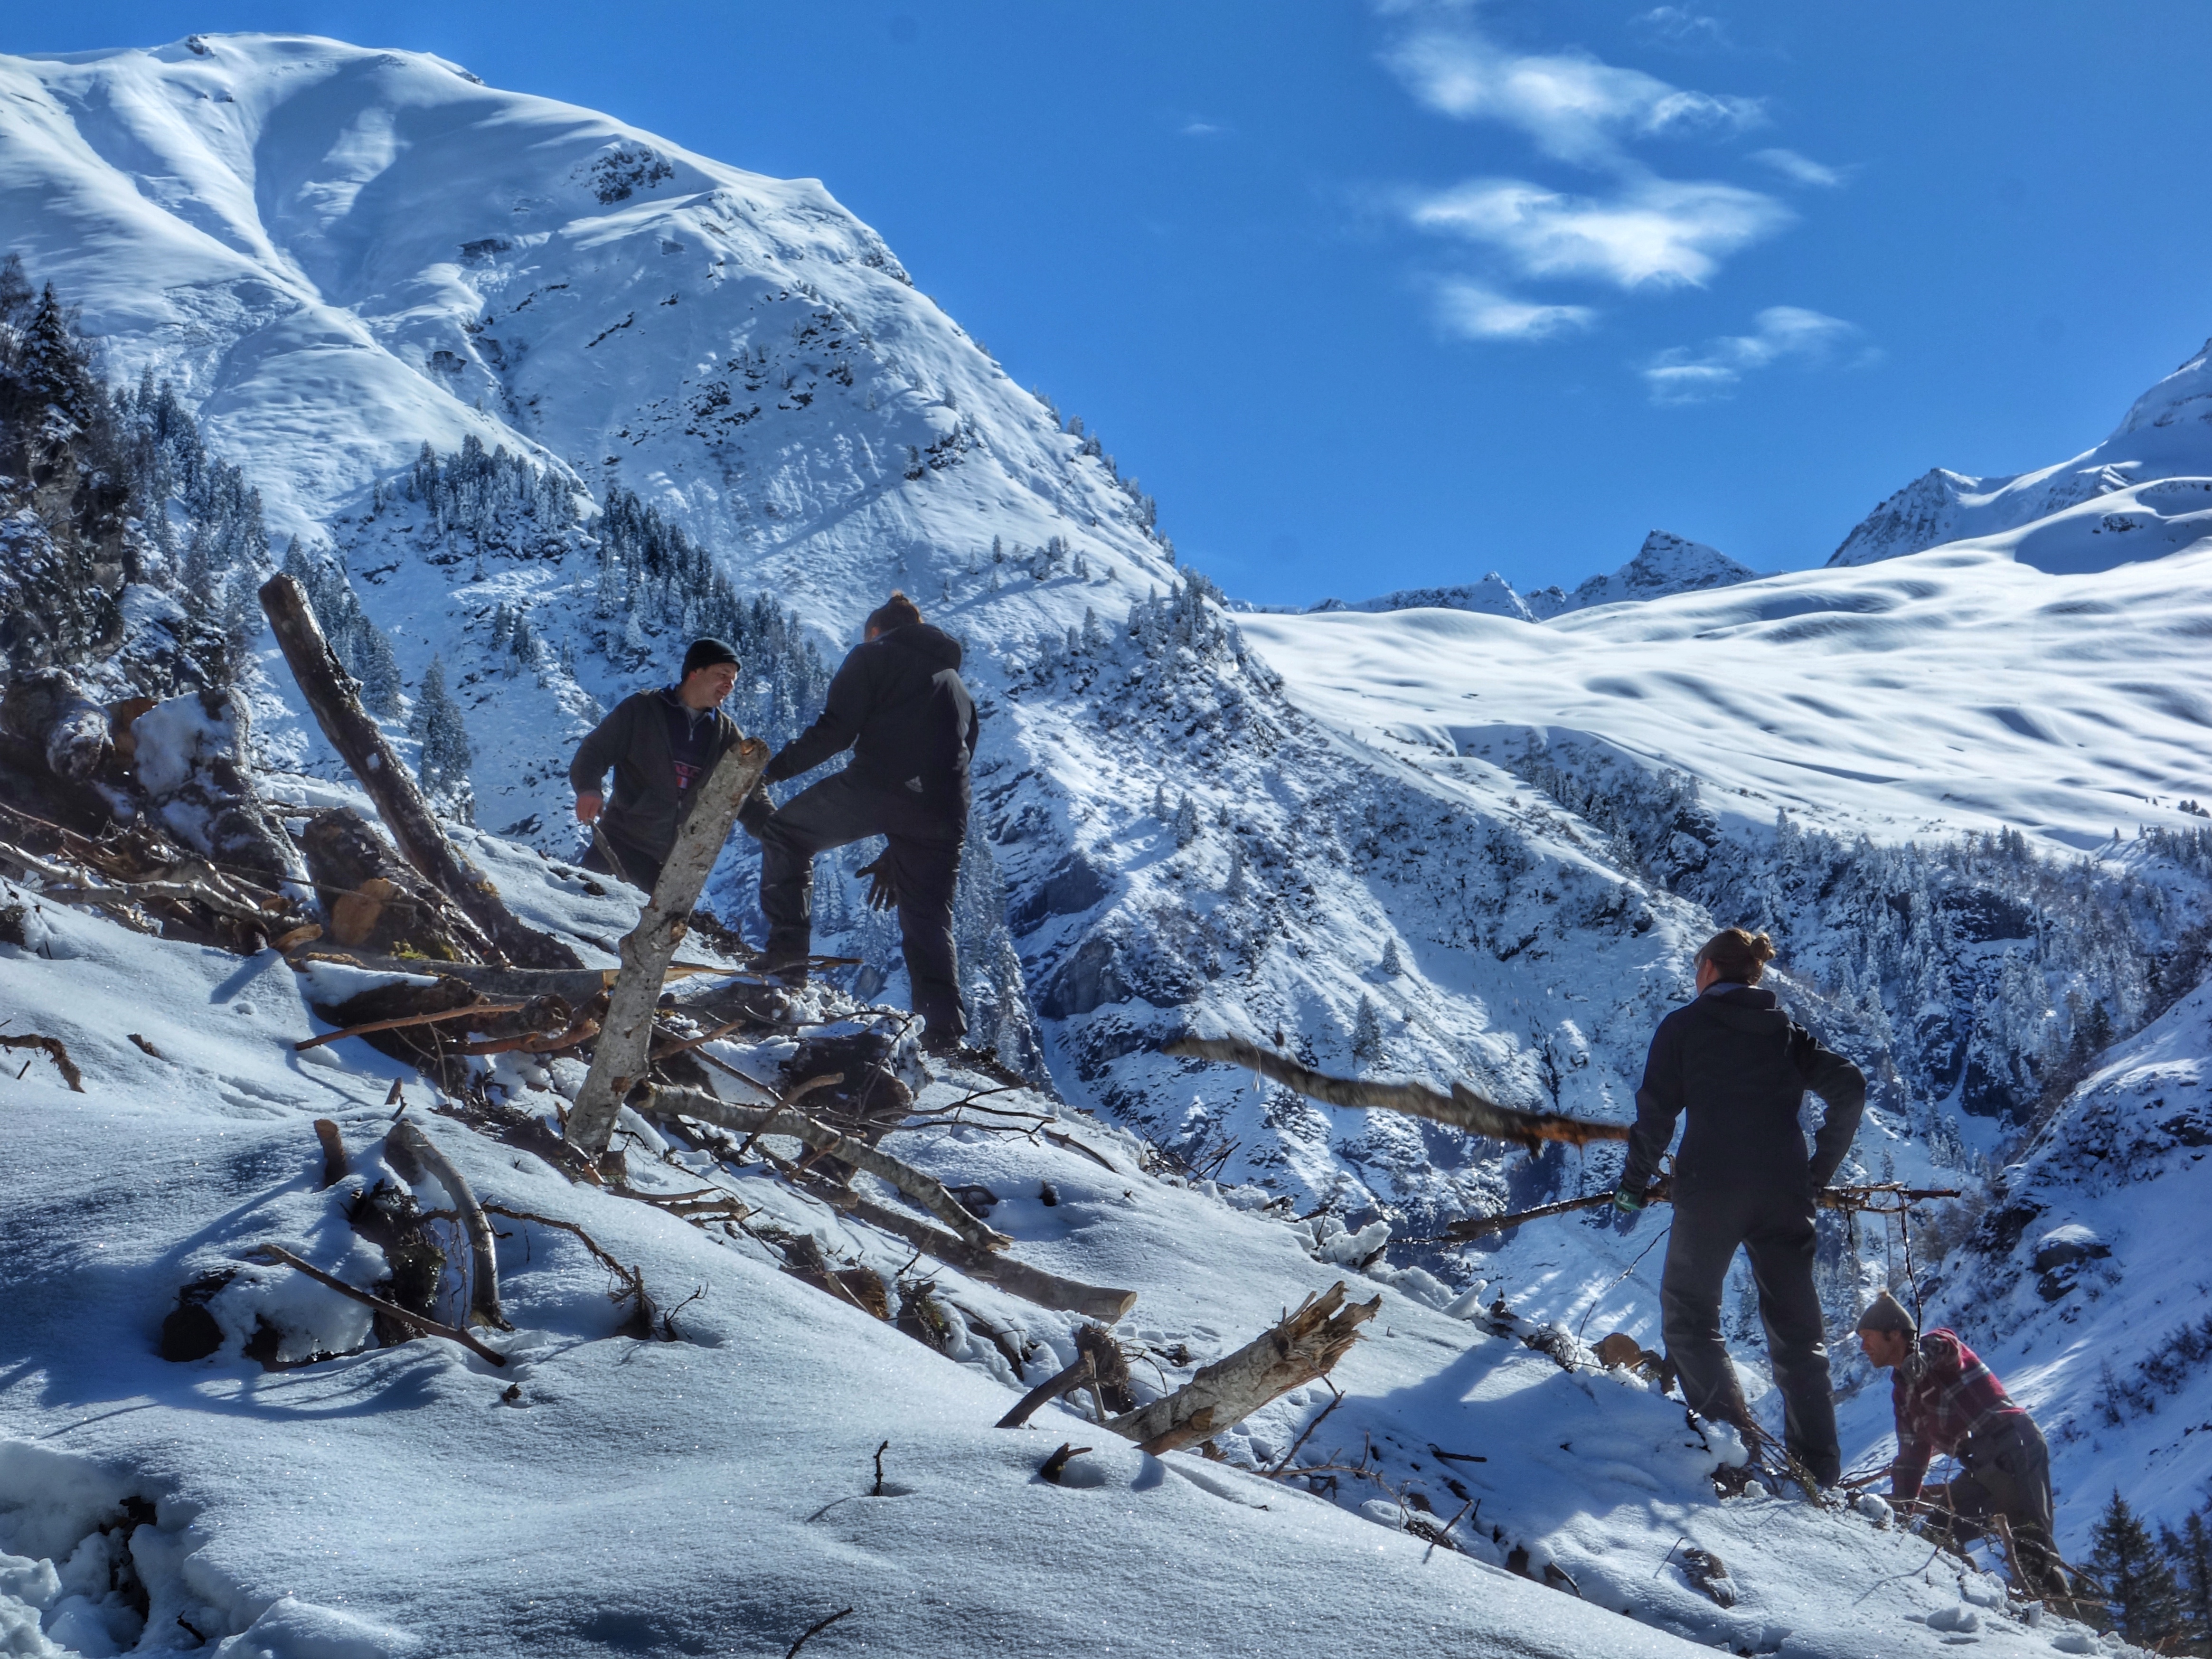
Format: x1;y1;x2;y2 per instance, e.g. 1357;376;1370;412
1854;1287;1917;1337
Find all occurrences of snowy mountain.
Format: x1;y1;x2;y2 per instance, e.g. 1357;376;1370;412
1829;338;2212;573
4;33;2212;1647
1297;529;1764;623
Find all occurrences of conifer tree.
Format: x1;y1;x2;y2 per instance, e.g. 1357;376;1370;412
2162;1508;2212;1657
2091;1489;2183;1645
1173;793;1200;848
1381;936;1404;977
1351;996;1384;1063
412;655;473;797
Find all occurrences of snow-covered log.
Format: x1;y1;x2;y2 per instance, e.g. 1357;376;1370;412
259;573;580;970
1105;1281;1379;1455
641;1082;1010;1254
388;1118;507;1330
1162;1036;1630;1151
815;1185;1137;1320
562;735;769;1157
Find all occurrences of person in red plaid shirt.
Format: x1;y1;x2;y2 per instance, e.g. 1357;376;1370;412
1856;1289;2066;1593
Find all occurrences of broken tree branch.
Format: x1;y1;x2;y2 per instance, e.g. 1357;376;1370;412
814;1185;1138;1320
643;1082;1009;1253
1161;1036;1627;1151
996;1352;1096;1430
1106;1281;1380;1456
245;1244;507;1366
565;734;771;1157
259;573;580;971
0;1032;84;1092
295;1001;525;1051
388;1120;507;1330
1434;1181;1969;1242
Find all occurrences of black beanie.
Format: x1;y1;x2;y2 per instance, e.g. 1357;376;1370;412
682;637;740;678
1855;1287;1917;1338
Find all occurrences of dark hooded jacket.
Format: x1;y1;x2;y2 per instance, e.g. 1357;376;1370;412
763;623;979;823
1621;985;1865;1200
567;688;743;862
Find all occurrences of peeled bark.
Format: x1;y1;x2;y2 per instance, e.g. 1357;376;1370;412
1162;1036;1629;1151
563;735;770;1157
1105;1281;1379;1455
259;573;578;970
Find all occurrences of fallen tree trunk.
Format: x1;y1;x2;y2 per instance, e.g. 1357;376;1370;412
301;806;489;960
388;1118;507;1330
259;573;580;971
564;734;769;1157
642;1082;1009;1253
1161;1035;1628;1151
1104;1281;1379;1455
812;1183;1137;1320
1433;1181;1968;1242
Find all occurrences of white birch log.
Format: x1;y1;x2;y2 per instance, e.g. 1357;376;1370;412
564;735;769;1157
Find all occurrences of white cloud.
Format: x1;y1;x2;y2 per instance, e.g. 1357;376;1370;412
1408;173;1790;289
1630;7;1732;50
1641;305;1861;402
1181;119;1229;138
1751;147;1845;188
1380;19;1761;165
1434;282;1596;341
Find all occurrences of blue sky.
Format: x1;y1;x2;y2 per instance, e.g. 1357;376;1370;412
15;2;2212;605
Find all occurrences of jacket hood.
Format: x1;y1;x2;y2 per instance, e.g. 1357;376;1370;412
879;622;963;671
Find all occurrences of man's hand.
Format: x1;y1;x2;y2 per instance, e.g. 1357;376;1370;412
575;791;602;825
856;855;898;913
736;792;774;839
1610;1187;1646;1235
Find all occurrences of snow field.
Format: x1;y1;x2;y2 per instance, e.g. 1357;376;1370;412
0;859;2134;1657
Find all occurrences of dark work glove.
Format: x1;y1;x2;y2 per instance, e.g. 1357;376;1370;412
736;790;775;839
857;855;898;913
1610;1188;1645;1235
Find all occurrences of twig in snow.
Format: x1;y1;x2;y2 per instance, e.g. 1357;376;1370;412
313;1119;349;1188
0;1032;83;1091
783;1607;853;1658
996;1351;1095;1429
872;1439;890;1496
294;1001;524;1052
244;1244;506;1366
389;1119;507;1330
1264;1377;1345;1478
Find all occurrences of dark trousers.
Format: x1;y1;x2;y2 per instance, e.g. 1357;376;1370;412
758;770;965;1041
1661;1183;1840;1486
581;825;663;894
1930;1416;2063;1592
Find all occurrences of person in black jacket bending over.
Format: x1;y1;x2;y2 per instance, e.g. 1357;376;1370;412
569;637;745;894
1612;927;1866;1486
748;592;979;1053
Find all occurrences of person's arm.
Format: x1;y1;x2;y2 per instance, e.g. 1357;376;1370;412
1619;1015;1684;1197
763;650;869;784
568;698;634;816
1793;1024;1868;1188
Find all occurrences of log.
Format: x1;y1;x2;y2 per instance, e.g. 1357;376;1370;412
1434;1181;1969;1242
1161;1035;1628;1151
313;1119;349;1188
258;573;580;971
813;1184;1137;1320
388;1119;507;1330
245;1244;506;1366
301;807;487;960
1105;1281;1379;1455
0;667;110;782
564;733;771;1157
287;948;758;1005
642;1082;1009;1252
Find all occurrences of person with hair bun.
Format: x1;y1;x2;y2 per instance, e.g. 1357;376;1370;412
1611;926;1867;1486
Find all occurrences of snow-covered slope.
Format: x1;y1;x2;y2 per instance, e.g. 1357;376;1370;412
0;859;2129;1657
1297;530;1763;623
1829;338;2212;573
